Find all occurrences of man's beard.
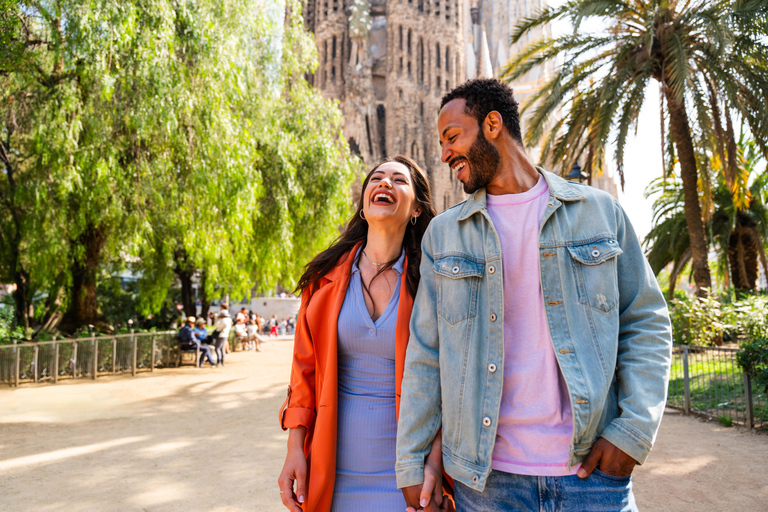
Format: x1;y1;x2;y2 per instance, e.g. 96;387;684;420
460;130;500;194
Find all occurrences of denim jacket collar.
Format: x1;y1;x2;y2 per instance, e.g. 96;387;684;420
457;168;587;221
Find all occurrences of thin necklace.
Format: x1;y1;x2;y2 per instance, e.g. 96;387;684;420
362;250;387;266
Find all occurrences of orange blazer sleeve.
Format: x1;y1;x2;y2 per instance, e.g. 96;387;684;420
280;287;318;431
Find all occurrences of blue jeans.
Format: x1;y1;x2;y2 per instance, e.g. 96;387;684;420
454;470;638;512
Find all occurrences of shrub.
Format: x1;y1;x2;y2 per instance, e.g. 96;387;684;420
737;337;768;393
669;292;730;346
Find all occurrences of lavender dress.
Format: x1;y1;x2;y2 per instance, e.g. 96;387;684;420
330;251;407;511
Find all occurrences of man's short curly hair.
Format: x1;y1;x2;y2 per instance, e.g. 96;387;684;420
440;78;523;146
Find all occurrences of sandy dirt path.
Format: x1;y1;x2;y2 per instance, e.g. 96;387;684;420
1;338;767;512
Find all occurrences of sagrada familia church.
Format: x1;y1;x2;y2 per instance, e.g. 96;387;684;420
303;0;615;211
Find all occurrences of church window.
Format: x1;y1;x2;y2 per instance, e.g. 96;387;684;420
408;29;412;56
436;43;440;68
332;36;337;59
445;46;450;72
399;25;403;51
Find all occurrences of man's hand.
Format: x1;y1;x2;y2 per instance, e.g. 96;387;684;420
577;437;637;479
403;433;450;512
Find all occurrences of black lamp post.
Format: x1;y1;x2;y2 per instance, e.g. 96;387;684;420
566;162;588;182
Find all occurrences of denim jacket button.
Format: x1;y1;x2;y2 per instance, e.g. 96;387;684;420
591;249;600;258
488;363;497;373
490;313;497;322
483;417;491;426
472;476;479;484
452;265;460;274
488;265;495;274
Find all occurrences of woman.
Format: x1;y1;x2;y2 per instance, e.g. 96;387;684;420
278;156;445;512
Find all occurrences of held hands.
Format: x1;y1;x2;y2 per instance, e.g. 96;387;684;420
402;433;455;512
577;437;637;479
278;428;308;512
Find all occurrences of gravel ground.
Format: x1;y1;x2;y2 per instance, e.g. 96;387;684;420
1;339;766;511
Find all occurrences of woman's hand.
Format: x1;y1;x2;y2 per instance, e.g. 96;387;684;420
404;432;447;512
278;427;308;511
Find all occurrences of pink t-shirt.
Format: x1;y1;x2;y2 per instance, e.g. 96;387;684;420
486;175;578;477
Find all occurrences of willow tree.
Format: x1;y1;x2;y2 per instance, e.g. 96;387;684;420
1;0;358;332
501;0;768;295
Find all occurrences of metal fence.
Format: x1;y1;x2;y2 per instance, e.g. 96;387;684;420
668;345;767;430
0;331;187;387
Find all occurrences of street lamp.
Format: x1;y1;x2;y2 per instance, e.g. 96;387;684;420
566;162;588;182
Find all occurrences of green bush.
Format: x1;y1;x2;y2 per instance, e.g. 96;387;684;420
669;292;729;346
670;292;768;346
737;337;768;393
0;305;24;344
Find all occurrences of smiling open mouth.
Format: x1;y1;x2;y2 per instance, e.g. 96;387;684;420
451;159;466;174
372;191;396;204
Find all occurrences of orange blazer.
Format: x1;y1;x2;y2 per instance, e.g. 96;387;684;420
279;245;414;512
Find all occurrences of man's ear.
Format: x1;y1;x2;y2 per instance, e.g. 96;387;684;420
484;111;503;140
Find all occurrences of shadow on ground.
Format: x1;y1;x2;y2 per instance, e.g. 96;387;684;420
0;348;292;512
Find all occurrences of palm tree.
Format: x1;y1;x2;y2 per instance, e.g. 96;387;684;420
644;136;768;297
501;0;768;296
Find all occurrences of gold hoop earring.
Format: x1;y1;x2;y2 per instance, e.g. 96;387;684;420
411;216;417;225
360;210;366;220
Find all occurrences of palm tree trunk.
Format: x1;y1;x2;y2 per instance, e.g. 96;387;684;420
664;89;712;296
669;248;692;300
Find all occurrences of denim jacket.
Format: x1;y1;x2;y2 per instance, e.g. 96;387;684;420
395;170;672;491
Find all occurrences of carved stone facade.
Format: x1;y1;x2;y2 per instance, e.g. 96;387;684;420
305;0;553;212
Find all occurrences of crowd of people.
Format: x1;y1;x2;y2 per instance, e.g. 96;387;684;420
178;305;296;367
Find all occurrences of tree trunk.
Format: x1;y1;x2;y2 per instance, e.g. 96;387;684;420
199;270;210;320
60;225;108;331
669;248;692;301
174;246;196;319
664;89;712;296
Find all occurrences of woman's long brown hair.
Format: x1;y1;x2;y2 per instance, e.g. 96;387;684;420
294;155;437;299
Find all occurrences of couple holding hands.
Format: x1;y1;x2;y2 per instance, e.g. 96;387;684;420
278;79;672;512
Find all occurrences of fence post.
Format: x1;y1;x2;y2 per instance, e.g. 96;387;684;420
13;341;19;387
683;346;691;415
92;334;98;380
131;329;137;377
53;336;59;384
112;337;117;374
72;342;78;378
33;343;39;383
744;372;754;430
151;336;156;372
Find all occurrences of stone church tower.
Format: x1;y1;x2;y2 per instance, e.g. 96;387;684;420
304;0;553;212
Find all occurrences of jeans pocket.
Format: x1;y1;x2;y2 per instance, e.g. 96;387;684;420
592;468;632;484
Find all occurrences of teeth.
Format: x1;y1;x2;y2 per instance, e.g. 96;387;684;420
373;193;394;203
452;162;466;173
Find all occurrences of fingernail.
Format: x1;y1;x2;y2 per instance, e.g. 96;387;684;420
577;469;587;478
421;498;428;507
299;495;305;503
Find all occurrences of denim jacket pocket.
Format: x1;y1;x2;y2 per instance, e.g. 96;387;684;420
433;255;484;325
566;238;623;313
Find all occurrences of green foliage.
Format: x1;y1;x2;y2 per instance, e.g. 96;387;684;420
1;0;359;332
669;292;728;346
670;292;768;346
717;415;734;427
737;337;768;393
0;304;24;344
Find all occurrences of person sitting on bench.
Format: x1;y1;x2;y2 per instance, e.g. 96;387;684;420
179;316;216;367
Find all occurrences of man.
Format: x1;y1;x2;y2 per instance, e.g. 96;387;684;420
396;79;672;511
214;309;232;366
